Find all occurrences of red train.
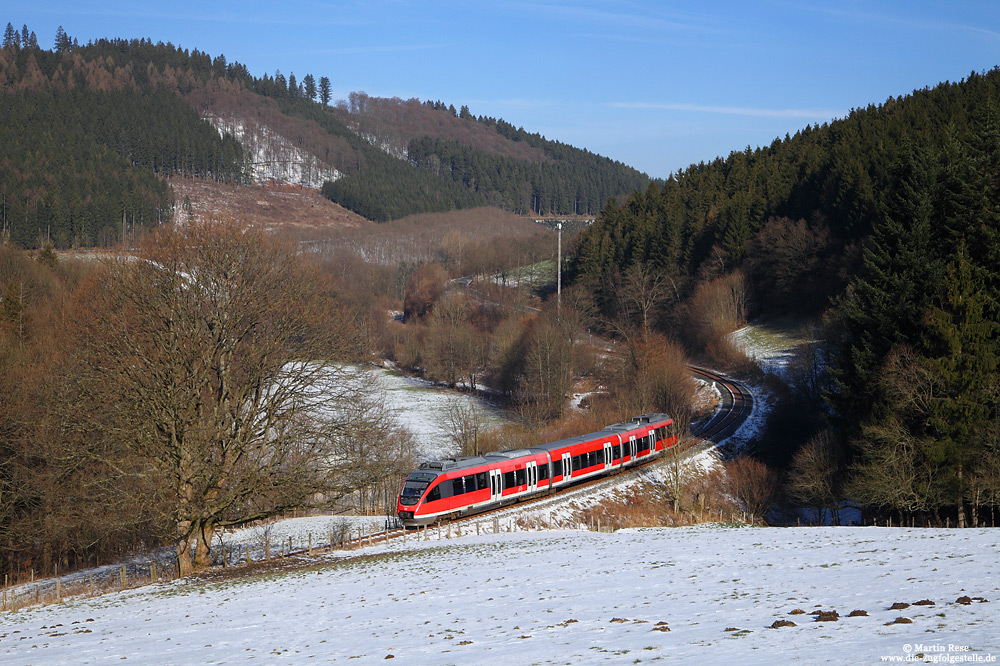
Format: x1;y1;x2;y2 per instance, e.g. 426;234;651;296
397;413;676;527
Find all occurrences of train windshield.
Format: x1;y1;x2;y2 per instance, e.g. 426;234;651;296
400;471;437;505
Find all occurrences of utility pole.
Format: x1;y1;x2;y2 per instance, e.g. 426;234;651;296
556;221;562;319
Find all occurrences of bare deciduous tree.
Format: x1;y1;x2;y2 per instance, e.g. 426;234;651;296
518;312;575;424
724;456;777;523
440;396;495;457
787;429;845;524
686;271;750;365
611;263;676;334
63;220;371;574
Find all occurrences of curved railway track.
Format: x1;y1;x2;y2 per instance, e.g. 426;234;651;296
689;366;754;443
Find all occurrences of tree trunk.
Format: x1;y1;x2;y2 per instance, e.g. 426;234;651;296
194;521;215;569
176;519;196;577
957;464;966;528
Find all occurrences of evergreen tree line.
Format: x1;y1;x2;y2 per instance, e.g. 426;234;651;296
570;68;1000;524
276;96;485;221
0;28;252;248
62;33;623;221
407;135;648;216
826;128;1000;525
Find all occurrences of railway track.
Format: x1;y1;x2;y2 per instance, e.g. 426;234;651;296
689;366;754;443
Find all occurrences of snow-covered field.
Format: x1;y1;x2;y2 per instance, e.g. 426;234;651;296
3;525;997;665
4;327;996;664
375;368;511;461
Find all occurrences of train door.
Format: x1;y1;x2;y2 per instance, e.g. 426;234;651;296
627;436;637;465
490;468;502;503
561;452;572;484
604;441;613;471
526;461;537;493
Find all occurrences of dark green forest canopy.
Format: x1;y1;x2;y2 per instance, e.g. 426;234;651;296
571;67;1000;313
0;36;258;248
571;67;1000;520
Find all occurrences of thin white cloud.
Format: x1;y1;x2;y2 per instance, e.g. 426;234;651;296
783;0;1000;43
610;101;843;120
514;0;722;35
315;43;454;56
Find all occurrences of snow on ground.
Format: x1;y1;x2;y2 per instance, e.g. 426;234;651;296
206;116;340;188
375;368;512;461
6;327;994;664
730;320;822;382
3;526;997;665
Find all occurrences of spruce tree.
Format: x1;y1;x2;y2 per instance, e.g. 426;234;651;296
920;242;999;524
828;137;940;433
319;76;331;105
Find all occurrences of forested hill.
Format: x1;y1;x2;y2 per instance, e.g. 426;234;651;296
572;68;1000;317
571;67;1000;525
0;25;649;247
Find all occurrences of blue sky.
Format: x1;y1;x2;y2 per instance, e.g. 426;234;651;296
6;1;1000;177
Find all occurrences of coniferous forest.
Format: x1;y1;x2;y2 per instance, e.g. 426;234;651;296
571;68;1000;526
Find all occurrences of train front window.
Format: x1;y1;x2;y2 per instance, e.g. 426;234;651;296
400;472;437;505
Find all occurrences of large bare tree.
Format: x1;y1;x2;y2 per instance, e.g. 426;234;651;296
64;220;370;574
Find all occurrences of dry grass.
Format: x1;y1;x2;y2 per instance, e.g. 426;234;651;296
169;177;369;237
574;472;745;531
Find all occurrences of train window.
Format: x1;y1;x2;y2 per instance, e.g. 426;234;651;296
552;460;562;477
451;477;465;495
613;444;621;460
426;484;441;502
476;472;488;490
503;470;515;489
514;468;526;486
538;464;549;480
400;479;430;506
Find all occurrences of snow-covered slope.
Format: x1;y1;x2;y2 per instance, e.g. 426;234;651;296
3;526;996;665
207;115;340;188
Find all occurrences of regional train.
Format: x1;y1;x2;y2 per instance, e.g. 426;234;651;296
397;413;676;527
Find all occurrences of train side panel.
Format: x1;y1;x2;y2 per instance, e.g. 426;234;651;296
398;412;677;527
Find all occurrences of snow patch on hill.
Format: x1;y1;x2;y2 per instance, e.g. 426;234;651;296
206;115;341;188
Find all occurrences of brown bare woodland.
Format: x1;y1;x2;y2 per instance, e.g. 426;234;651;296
58;221;376;574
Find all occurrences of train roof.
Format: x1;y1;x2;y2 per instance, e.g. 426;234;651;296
415;413;673;473
417;447;550;474
603;412;672;431
417;456;487;473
